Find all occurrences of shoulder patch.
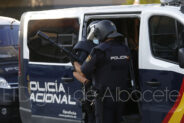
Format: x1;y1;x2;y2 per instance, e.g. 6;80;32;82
85;55;92;62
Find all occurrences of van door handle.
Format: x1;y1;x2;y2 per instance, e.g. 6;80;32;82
61;77;74;82
146;81;161;87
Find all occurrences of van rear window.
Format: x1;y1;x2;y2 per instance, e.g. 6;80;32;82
27;18;79;63
0;25;19;46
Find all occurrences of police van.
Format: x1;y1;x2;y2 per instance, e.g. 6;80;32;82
19;0;184;123
0;17;20;122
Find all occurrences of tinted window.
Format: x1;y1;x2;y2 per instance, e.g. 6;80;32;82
149;16;183;63
0;25;19;46
0;25;19;61
0;46;18;61
28;19;79;63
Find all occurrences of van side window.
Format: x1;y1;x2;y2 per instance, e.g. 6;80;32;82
149;16;182;63
27;19;79;63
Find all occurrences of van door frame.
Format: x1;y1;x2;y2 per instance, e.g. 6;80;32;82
83;12;141;39
82;12;142;115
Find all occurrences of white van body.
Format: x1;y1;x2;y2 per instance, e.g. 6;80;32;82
0;16;19;25
19;4;184;123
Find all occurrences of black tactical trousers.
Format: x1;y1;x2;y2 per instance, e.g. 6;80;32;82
87;111;96;123
95;98;125;123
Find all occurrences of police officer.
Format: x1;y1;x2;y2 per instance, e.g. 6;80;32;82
73;39;96;123
73;21;100;123
73;20;130;123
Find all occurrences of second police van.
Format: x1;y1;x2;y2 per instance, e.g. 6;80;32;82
0;16;20;123
19;0;184;123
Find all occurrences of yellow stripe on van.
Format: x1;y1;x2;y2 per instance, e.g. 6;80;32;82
169;92;184;123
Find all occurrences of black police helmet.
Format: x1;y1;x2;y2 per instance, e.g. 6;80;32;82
87;21;100;34
94;20;123;42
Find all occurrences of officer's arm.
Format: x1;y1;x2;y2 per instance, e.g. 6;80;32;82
73;71;89;84
73;62;83;73
73;49;102;83
81;49;103;77
73;62;90;84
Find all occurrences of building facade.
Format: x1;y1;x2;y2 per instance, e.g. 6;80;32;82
0;0;125;19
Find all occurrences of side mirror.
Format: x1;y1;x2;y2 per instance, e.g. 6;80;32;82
179;48;184;68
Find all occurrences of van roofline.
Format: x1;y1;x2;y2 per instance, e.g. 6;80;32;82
21;4;181;17
0;16;20;25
